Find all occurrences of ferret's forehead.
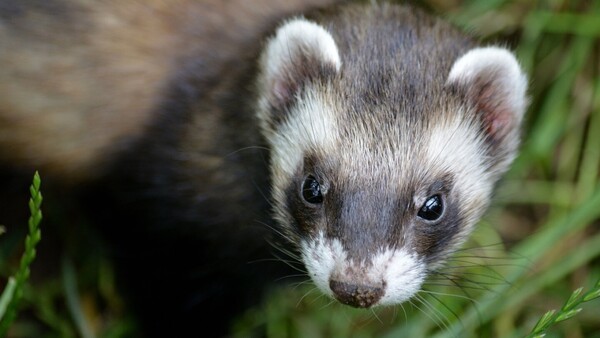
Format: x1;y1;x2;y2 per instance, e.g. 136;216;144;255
313;92;461;182
325;122;423;188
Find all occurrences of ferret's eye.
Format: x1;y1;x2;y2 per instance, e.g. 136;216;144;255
418;195;443;221
302;175;323;204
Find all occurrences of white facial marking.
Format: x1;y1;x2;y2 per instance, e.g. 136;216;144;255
426;116;487;196
301;233;344;297
270;89;338;177
376;249;426;305
301;232;426;306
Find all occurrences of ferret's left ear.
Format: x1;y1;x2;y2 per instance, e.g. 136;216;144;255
258;18;341;113
447;47;528;146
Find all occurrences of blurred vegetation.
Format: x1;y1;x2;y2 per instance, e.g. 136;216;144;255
1;0;599;337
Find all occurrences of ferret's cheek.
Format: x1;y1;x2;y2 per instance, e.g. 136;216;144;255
292;214;322;237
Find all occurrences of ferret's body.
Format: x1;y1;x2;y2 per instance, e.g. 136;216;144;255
0;0;339;181
0;1;527;336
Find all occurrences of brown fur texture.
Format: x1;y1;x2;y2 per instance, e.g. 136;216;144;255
0;0;341;182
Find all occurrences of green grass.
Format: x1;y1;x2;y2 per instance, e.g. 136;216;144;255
526;279;600;338
1;0;599;337
0;172;42;336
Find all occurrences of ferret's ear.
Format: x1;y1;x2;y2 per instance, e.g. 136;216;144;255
447;47;528;147
258;18;341;111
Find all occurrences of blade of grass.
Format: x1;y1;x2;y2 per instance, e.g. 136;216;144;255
0;278;16;320
0;172;42;336
576;78;600;200
62;258;94;338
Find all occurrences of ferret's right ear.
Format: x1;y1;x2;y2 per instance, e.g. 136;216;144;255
447;47;528;144
446;47;528;173
258;18;341;112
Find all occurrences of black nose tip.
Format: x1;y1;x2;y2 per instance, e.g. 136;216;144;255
329;280;384;308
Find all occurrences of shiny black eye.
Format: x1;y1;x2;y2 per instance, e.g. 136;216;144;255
417;195;444;221
302;175;323;204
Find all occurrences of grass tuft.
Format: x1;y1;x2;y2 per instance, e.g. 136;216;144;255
0;172;43;336
527;279;600;337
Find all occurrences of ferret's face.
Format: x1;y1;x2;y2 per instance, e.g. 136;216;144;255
257;13;527;308
267;86;494;307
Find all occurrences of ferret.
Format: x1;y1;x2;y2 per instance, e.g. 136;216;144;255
0;1;527;336
257;4;527;309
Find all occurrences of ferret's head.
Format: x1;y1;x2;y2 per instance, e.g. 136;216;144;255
256;6;527;309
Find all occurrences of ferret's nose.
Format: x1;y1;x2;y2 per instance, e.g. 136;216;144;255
329;279;384;308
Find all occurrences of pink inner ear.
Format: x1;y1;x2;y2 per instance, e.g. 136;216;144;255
476;81;514;141
483;109;512;140
447;47;527;144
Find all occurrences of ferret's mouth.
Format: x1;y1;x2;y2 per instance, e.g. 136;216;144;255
301;233;426;307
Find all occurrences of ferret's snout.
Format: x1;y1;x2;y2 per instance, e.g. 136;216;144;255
329;279;384;308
